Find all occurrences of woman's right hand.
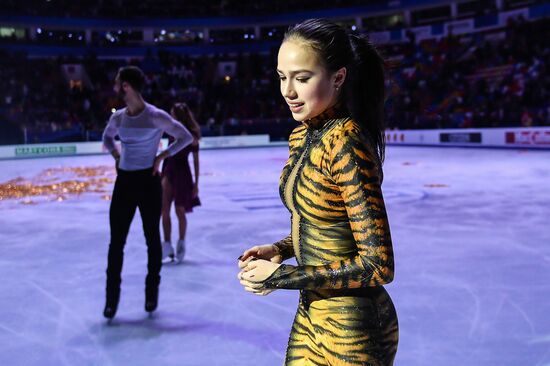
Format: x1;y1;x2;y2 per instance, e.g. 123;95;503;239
238;244;282;270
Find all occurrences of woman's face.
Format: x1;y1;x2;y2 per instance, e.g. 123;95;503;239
277;40;340;122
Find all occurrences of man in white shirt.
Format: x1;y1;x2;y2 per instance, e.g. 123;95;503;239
102;66;193;319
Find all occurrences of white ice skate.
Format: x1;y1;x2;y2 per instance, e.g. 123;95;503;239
162;241;174;260
175;239;186;262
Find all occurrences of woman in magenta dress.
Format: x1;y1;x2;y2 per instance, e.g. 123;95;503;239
161;102;201;262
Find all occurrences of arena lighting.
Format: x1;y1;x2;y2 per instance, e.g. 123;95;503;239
161;29;166;35
37;28;42;34
244;34;249;39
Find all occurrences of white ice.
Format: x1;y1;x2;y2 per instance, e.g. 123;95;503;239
0;146;549;366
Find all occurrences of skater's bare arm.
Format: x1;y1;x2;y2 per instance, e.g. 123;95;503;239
192;146;199;196
152;150;170;176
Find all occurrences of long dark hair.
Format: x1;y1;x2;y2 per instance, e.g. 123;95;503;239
284;19;386;164
171;102;201;140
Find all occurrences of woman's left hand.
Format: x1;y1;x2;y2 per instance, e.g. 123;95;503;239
238;259;281;296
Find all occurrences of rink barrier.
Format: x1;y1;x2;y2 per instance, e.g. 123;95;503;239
385;127;550;150
0;134;271;159
1;127;549;159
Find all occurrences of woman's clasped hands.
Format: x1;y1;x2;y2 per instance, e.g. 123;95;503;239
237;244;282;296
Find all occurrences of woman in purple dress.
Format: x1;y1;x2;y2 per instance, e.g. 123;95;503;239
161;102;201;262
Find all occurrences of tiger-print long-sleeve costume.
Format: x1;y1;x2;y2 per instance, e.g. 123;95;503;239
262;108;398;366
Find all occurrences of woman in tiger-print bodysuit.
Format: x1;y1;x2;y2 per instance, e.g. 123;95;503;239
238;19;398;366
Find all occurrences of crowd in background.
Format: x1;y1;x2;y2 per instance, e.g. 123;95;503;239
0;16;549;144
3;0;544;18
0;0;438;18
387;16;550;129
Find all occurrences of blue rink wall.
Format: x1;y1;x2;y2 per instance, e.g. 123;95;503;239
1;127;549;160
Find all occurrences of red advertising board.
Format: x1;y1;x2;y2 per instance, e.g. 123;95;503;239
505;131;550;145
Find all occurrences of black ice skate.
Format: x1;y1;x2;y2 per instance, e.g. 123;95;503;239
103;288;120;319
145;276;160;313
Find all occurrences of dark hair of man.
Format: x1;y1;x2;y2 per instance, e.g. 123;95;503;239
117;66;145;93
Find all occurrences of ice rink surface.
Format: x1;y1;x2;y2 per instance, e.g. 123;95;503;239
0;145;549;366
